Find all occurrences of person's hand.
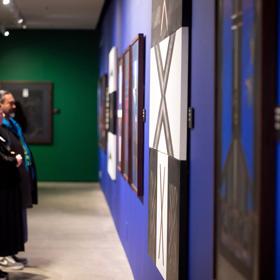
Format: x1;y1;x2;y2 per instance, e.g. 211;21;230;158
15;154;23;167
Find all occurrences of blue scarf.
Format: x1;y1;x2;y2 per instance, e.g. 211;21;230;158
2;117;32;170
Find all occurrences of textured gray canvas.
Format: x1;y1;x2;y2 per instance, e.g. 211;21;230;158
152;0;190;46
148;148;158;262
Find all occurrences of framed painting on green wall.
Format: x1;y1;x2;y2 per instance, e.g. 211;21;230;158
0;81;53;144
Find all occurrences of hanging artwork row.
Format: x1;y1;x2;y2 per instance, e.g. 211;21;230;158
98;35;145;197
148;0;190;279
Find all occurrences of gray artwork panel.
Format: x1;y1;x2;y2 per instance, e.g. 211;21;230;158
167;156;187;280
167;186;179;279
148;148;158;262
152;0;190;46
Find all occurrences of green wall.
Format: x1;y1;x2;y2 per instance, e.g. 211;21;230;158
0;30;99;181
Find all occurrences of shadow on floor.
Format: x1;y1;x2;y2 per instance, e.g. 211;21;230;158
9;272;49;280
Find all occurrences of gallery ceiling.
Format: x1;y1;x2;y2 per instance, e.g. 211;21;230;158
0;0;105;30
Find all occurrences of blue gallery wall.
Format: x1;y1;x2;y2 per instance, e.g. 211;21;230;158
188;0;215;279
98;0;162;279
98;0;215;279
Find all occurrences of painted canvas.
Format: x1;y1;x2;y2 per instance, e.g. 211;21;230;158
148;0;190;279
0;81;53;144
148;148;187;280
215;0;259;279
107;47;118;180
149;27;188;161
152;0;190;46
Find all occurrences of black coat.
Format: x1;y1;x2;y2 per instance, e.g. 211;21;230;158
0;126;37;208
1;119;38;207
0;128;24;256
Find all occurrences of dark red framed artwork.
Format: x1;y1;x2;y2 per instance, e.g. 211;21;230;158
122;47;132;182
130;34;145;196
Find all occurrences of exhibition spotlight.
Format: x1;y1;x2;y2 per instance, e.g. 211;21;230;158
17;18;24;24
4;30;10;37
22;24;27;29
2;0;10;5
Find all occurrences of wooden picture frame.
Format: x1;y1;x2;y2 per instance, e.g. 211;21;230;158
122;47;132;182
214;0;277;278
130;34;145;196
0;81;53;144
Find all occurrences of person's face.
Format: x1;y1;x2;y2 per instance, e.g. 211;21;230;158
0;93;16;117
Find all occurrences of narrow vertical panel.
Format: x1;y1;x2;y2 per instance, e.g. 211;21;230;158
156;151;168;279
109;92;117;134
107;91;117;180
148;148;158;262
107;131;117;180
167;156;180;280
107;47;118;180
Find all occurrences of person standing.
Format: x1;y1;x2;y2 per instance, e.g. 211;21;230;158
0;110;25;280
0;90;38;268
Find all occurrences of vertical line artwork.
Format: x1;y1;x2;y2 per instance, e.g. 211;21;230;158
156;152;168;279
149;0;191;279
148;149;158;261
158;164;165;266
153;34;176;156
167;158;180;280
149;27;189;161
